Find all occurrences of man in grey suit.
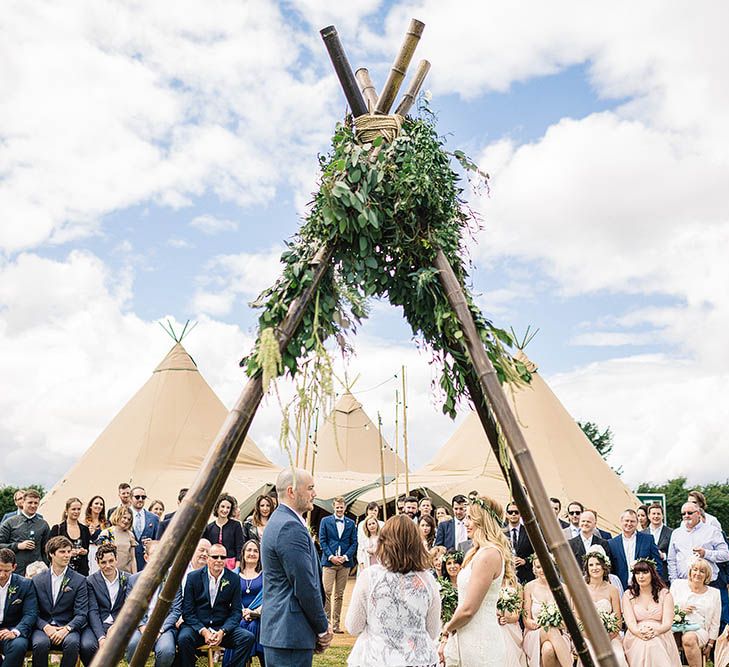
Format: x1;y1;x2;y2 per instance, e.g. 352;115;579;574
261;468;332;667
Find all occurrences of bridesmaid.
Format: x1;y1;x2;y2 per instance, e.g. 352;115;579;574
622;558;680;666
49;497;91;575
84;495;108;574
497;573;527;667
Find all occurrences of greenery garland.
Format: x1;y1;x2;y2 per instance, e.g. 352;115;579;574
242;103;531;419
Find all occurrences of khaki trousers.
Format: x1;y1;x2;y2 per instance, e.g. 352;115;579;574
322;563;350;629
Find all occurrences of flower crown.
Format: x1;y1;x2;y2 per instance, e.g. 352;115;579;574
469;496;503;524
630;557;657;572
582;550;611;569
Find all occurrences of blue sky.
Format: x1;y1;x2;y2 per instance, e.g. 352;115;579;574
2;0;728;490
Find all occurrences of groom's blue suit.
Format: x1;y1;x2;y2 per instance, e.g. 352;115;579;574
261;503;328;667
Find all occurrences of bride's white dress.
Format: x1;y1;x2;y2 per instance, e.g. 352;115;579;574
444;546;505;666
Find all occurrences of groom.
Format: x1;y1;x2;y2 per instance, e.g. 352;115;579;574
261;468;333;666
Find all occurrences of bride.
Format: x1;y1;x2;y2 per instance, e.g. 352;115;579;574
439;495;512;666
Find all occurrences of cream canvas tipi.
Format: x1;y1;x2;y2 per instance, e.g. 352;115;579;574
40;343;279;522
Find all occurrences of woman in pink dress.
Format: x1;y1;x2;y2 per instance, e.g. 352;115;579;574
622;558;681;666
497;573;527;667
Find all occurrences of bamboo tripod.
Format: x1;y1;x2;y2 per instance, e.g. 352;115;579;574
90;21;618;667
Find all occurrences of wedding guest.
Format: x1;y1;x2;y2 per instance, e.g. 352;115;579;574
497;571;527;667
670;558;720;666
31;536;88;667
402;496;419;522
125;541;181;667
105;483;131;521
668;501;728;582
50;498;91;576
356;502;383;553
636;505;650;532
157;488;187;538
182;539;211;591
0;490;26;525
24;562;48;579
203;494;244;570
523;557;572;667
419;514;437;549
79;543;131;666
582;550;627;666
435;495;468;551
356;516;380;571
430;545;447;579
419;497;434;518
562;501;585;540
688;490;722;531
0;489;50;575
622;558;681;665
223;540;264;667
129;486;159;572
83;496;108;574
608;509;664;589
443;550;463;585
346;514;440;667
243;495;273;543
0;548;38;667
178;542;254;667
148;500;165;519
396;497;405;515
568;510;609;565
319;497;357;634
550;497;569;529
98;506;137;574
642;503;672;572
504;502;535;584
435;506;452;524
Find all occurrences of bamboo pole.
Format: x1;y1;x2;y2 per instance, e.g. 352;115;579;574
355;68;378;113
401;365;410;494
433;248;618;667
394;59;431;116
377;412;388;520
463;372;595;667
394;389;400;504
93;245;335;667
376;19;426;115
320;26;368;117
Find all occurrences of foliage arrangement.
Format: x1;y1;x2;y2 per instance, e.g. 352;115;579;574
673;605;688;626
536;602;563;629
242;104;531;420
599;609;620;635
439;577;459;622
496;585;522;615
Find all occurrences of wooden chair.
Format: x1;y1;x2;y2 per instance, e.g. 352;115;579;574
23;649;81;667
198;644;222;667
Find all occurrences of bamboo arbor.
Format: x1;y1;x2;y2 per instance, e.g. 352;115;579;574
90;20;618;667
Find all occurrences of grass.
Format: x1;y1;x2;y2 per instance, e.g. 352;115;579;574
314;645;352;666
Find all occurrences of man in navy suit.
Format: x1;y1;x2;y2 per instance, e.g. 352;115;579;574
178;543;253;667
435;495;468;551
157;488;188;540
261;468;332;667
31;536;88;667
607;509;664;589
125;541;181;667
0;548;38;667
568;510;609;565
504;503;534;584
319;497;357;634
79;543;131;665
128;487;159;572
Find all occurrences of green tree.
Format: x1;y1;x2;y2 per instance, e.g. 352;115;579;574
578;420;622;475
636;477;729;529
0;484;46;517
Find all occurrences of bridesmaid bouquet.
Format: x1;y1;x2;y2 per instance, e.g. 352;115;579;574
496;586;522;615
673;605;688;625
598;610;620;634
536;602;563;629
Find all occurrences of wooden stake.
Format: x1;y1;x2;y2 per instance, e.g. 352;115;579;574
433;248;618;667
355;68;378;113
93;245;335;667
395;59;431;116
376;19;426;115
320;26;368;117
377;412;388;520
394;388;400;504
401;364;410;494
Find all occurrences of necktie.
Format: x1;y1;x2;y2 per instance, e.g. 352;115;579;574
511;528;518;551
135;512;143;538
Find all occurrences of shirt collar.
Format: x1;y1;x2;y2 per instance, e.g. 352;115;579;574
0;578;10;592
21;511;36;520
51;566;68;579
103;569;120;585
622;533;636;542
208;570;223;584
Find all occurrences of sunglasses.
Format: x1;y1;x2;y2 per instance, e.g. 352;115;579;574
681;511;697;516
568;511;582;516
506;510;520;515
208;554;227;560
133;495;147;500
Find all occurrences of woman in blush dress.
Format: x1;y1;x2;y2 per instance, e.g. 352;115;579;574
496;573;527;667
522;557;572;667
670;558;720;666
622;558;681;666
356;516;380;572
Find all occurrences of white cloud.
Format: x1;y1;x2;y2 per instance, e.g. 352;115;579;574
190;214;239;235
167;238;194;249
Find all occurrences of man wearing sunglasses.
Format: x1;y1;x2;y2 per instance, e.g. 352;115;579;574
129;487;159;572
562;501;585;540
503;503;534;583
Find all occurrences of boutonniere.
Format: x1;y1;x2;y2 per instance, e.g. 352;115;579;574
220;578;230;590
59;575;71;595
119;573;128;588
7;585;18;597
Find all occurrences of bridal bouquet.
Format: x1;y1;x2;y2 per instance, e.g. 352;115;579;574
536;602;562;629
439;578;458;623
599;610;620;634
496;586;522;615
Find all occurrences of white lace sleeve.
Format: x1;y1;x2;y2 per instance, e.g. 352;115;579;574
345;567;370;636
419;571;442;640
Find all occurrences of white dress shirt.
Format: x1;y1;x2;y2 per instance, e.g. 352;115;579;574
454;519;467;546
102;569;120;623
51;567;69;605
668;521;729;581
622;533;636;569
649;524;663;545
0;579;9;625
208;572;222;607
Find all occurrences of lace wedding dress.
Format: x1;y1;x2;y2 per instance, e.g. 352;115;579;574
444;546;505;666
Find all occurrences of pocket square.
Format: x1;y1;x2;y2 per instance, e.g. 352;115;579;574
11;598;22;605
63;586;73;593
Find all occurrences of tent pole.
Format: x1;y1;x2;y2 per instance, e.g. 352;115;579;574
402;364;410;495
433;248;617;667
92;245;334;667
394;389;400;506
377;412;388;521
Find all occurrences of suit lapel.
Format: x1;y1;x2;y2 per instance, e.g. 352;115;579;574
95;573;112;608
202;568;210;606
40;570;54;610
3;573;16;615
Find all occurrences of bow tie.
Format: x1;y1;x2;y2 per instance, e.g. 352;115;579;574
335;519;344;524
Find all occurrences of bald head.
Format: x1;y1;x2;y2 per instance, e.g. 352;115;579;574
276;467;316;514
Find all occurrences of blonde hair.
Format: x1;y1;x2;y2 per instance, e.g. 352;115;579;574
690;558;712;585
110;505;132;527
463;496;515;584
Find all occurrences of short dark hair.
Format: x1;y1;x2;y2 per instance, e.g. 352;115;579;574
403;496;418;505
688;490;707;509
366;501;379;512
46;535;73;557
567;501;585;512
648;502;664;516
178;488;189;503
95;543;118;562
24;489;41;501
118;483;131;491
213;493;237;517
131;486;145;495
506;502;519;513
549;497;561;509
0;548;16;565
452;494;468;505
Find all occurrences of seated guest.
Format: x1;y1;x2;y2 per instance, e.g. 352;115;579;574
203;494;243;570
608;509;664;589
98;507;137;574
670;558;720;667
31;536;88;667
50;498;91;577
243;495;273;543
568;510;609;564
178;543;254;667
223;540;264;667
0;547;38;667
0;490;50;576
182;539;211;591
79;544;131;666
125;541;182;667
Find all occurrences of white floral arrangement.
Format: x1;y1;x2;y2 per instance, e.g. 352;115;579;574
536;602;562;629
599;610;620;634
673;605;687;625
496;586;522;615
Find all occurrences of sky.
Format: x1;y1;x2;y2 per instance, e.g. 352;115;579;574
2;0;728;492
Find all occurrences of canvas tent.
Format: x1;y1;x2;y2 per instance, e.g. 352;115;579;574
41;343;280;522
355;357;637;532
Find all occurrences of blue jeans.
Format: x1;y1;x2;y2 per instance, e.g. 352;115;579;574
125;628;177;667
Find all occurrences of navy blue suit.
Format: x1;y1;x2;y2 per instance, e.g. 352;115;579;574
318;515;357;567
31;567;88;667
125;571;182;667
607;532;665;589
435;519;457;551
261;504;328;666
0;572;38;667
79;570;131;665
131;510;159;572
178;567;253;667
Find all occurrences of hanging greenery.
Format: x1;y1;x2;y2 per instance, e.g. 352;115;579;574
242;103;531;419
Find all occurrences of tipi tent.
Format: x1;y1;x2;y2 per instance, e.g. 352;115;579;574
355;357;636;532
41;343;280;522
